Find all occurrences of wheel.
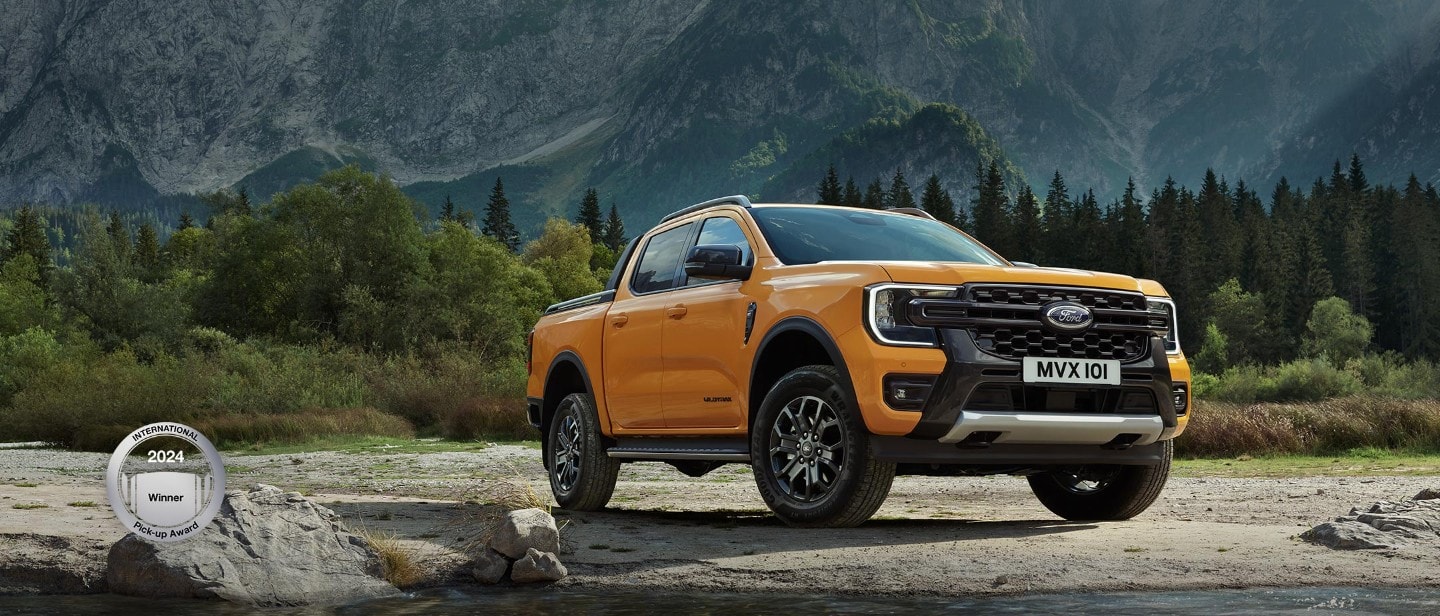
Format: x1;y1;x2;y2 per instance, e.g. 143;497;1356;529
750;365;895;528
547;393;620;511
1026;439;1173;521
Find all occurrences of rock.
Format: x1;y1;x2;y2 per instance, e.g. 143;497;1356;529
1301;521;1407;549
490;508;560;559
107;484;399;606
1303;496;1440;550
1414;488;1440;501
510;548;567;583
0;534;109;594
471;549;510;585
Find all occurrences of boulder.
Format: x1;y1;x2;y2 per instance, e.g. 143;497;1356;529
490;508;560;559
510;548;567;583
471;548;510;585
1302;496;1440;550
1414;487;1440;501
107;484;398;606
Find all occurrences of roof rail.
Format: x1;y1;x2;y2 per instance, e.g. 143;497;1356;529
659;195;754;223
887;207;937;221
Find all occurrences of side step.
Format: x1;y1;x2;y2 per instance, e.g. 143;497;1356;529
606;437;750;462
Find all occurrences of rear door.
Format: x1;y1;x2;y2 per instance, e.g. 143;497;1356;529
602;222;695;430
660;215;756;430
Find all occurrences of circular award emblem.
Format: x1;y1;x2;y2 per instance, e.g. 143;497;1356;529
106;422;226;542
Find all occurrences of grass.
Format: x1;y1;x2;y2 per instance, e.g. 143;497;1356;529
232;435;540;456
67;501;98;507
1175;449;1440;478
194;408;414;450
1179;396;1440;458
12;503;47;509
355;528;424;588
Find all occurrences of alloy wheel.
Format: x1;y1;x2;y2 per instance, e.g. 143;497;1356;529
768;395;847;502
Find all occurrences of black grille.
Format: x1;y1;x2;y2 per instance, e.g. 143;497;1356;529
965;285;1154;362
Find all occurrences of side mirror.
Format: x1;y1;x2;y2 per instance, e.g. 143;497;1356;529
684;244;751;280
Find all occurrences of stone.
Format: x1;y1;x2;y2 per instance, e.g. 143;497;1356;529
490;508;560;559
1414;488;1440;501
471;549;510;585
510;548;567;583
107;484;398;606
1304;496;1440;550
1301;521;1406;549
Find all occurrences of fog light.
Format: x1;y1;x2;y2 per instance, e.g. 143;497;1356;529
884;375;937;411
1172;384;1189;415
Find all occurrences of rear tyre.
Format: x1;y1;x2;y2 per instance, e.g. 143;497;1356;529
751;365;895;528
547;393;620;511
1027;438;1172;521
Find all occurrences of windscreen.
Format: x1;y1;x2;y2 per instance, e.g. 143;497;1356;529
750;207;1006;265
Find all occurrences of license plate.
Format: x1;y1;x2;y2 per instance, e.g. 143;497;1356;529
1022;357;1121;386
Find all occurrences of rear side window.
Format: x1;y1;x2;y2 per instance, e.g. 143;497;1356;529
629;223;694;294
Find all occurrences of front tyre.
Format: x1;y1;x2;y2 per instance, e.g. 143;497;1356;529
751;365;895;528
547;393;620;511
1027;439;1173;521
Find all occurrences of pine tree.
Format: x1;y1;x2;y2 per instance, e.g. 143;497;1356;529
1011;185;1042;262
106;212;132;266
2;205;52;285
1196;169;1240;290
1041;170;1072;265
1348;153;1369;195
576;188;603;240
1389;175;1440;357
1073;189;1104;270
919;174;957;226
177;212;195;231
134;223;161;275
862;178;885;209
816;164;843;205
440;194;457;222
602;203;626;252
483;177;520;251
887;169;915;209
971;161;1012;254
842;177;862;208
1115;178;1147;276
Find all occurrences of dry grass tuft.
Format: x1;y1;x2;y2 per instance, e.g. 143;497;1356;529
440;466;553;556
355;527;425;588
1180;396;1440;458
442;396;531;441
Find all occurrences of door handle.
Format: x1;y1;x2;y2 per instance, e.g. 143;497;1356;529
666;305;688;319
610;313;629;327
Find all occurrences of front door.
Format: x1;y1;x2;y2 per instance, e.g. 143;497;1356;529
661;215;755;430
602;221;694;430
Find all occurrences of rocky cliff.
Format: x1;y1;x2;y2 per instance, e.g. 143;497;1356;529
1;0;1437;225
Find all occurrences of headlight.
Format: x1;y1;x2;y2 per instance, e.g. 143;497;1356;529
865;284;957;347
1145;297;1180;354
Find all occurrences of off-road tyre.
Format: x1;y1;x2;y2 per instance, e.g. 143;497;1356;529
1027;438;1173;521
751;365;895;528
547;393;621;511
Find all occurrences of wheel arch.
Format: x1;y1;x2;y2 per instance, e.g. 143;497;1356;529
542;351;601;468
748;316;854;433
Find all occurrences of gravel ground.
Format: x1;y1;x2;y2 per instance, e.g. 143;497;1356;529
2;444;1438;597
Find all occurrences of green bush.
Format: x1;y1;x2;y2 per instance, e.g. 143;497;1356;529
1270;357;1361;401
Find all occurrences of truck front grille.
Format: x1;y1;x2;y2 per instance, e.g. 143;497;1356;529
907;284;1165;363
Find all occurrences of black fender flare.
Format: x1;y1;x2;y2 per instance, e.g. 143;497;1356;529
747;316;855;425
541;350;599;468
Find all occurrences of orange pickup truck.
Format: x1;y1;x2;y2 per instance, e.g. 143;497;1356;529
526;196;1191;527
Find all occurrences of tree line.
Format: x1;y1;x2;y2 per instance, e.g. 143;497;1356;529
814;156;1440;368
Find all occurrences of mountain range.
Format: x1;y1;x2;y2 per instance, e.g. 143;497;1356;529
2;0;1438;231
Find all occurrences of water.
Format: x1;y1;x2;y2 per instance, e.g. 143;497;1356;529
2;587;1438;615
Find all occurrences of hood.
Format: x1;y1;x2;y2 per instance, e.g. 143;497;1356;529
876;262;1147;294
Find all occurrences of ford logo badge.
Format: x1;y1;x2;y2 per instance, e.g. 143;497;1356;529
1042;302;1093;331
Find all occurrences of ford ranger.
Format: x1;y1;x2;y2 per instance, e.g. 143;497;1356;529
526;196;1190;527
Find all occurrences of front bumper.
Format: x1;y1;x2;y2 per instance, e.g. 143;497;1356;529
905;328;1179;445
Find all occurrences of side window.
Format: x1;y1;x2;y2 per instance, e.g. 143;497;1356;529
682;216;753;287
696;216;752;263
629;223;694;294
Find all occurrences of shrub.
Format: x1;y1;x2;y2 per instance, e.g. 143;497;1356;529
443;397;531;441
1302;297;1372;365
